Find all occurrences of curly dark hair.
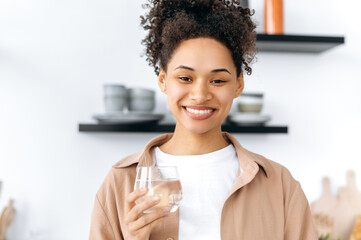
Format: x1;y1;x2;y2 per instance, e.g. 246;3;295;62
140;0;257;77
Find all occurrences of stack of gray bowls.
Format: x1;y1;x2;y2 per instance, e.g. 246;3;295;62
127;88;155;112
103;84;128;113
103;84;155;113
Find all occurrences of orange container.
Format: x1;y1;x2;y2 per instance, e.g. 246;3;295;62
264;0;284;34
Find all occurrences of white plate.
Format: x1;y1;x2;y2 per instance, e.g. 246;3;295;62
228;113;271;126
92;112;164;124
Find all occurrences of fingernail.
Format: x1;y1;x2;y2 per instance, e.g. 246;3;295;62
140;188;146;193
153;196;160;202
163;208;170;214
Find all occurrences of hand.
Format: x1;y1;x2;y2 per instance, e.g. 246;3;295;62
124;188;170;240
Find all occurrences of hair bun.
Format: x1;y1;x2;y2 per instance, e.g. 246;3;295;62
141;0;257;76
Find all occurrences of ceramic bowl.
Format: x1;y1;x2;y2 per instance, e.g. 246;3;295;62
127;88;155;112
103;84;127;113
237;93;263;113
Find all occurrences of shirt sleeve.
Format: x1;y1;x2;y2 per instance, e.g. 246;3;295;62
89;194;121;240
284;182;318;240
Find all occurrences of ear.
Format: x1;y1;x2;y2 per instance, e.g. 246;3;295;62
158;67;167;94
234;72;244;98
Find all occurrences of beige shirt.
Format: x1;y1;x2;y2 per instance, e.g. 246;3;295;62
89;133;318;240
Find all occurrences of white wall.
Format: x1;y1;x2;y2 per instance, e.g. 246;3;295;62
0;0;360;239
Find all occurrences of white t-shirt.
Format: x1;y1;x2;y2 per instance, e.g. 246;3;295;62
154;144;241;240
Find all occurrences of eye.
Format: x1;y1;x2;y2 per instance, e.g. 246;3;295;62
211;79;226;84
179;76;192;82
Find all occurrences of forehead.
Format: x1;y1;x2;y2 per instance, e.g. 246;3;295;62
167;38;236;73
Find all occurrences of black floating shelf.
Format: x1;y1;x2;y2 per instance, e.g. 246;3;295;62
256;34;345;53
78;123;288;134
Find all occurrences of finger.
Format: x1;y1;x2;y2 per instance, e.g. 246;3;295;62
125;188;147;210
126;196;161;223
129;207;170;232
128;216;165;240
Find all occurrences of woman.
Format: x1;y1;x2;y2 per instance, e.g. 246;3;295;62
90;0;318;239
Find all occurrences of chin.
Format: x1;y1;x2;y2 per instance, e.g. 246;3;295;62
181;121;221;135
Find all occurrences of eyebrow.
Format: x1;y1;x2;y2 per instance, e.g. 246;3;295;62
174;65;231;75
212;68;231;74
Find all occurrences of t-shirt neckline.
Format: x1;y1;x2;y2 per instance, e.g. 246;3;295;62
154;144;237;166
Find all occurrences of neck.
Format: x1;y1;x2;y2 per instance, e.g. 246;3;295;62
160;124;229;155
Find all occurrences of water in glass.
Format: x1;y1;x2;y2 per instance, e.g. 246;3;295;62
134;166;182;213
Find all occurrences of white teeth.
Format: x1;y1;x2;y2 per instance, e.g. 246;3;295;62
185;107;213;115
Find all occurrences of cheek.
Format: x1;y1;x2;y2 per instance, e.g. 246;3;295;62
166;82;187;103
217;89;235;108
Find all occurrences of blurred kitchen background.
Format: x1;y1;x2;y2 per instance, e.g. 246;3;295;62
1;0;361;239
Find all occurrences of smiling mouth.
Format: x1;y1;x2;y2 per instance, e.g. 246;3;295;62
185;107;215;115
182;105;217;119
182;106;216;120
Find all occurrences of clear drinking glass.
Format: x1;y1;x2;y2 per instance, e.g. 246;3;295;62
134;166;183;213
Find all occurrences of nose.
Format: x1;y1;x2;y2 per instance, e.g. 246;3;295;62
189;81;212;103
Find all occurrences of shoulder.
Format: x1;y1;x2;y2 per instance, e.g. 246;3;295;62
245;150;307;209
112;152;142;169
246;149;298;187
224;132;295;183
96;152;141;199
245;152;316;237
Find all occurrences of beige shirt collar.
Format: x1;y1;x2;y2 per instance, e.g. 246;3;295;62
113;132;270;180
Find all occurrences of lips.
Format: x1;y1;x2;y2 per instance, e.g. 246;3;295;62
183;106;216;120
